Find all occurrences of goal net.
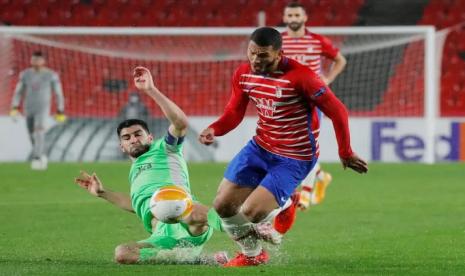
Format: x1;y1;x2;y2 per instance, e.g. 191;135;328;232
0;26;439;162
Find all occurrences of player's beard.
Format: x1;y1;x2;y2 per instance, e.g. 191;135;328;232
252;58;278;74
128;143;151;158
287;21;304;32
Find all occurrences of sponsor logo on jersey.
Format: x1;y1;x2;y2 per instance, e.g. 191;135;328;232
256;98;276;118
133;163;152;180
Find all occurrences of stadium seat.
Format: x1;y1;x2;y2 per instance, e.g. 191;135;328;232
0;0;363;27
0;0;364;117
410;0;465;116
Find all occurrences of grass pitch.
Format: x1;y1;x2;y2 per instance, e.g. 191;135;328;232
0;162;464;275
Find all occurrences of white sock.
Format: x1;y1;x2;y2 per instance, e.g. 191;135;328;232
313;163;328;181
302;162;319;190
260;207;282;223
222;212;262;257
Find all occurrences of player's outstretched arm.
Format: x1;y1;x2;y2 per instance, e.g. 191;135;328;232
198;98;247;145
308;84;368;174
74;171;135;213
318;95;368;174
323;52;347;85
133;66;188;138
199;69;249;145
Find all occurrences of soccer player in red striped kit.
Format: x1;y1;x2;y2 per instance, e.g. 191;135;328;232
199;27;367;267
282;1;348;209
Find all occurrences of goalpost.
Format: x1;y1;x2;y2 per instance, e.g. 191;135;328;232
0;26;438;163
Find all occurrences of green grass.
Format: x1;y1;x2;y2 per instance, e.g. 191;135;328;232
0;162;464;275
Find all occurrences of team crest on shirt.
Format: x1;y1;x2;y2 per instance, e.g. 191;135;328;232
256;98;276;118
275;86;282;98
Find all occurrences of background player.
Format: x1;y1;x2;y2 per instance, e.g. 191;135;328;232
199;27;367;267
282;1;348;209
9;51;66;170
74;67;224;265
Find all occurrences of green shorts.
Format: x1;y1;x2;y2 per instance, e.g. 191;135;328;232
138;220;214;249
134;186;223;262
137;198;222;258
137;211;220;263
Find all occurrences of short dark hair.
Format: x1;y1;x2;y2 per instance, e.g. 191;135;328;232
250;27;282;50
117;119;150;137
32;51;44;57
286;1;306;11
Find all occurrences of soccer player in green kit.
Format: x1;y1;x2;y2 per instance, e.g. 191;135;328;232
74;66;224;265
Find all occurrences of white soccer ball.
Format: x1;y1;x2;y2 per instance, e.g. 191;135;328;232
149;185;193;224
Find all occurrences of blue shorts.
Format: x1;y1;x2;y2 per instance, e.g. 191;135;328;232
224;139;316;207
317;107;322;120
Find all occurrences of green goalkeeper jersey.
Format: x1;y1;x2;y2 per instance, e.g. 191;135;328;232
129;133;190;232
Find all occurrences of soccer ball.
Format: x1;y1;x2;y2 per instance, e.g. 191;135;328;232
149;185;193;224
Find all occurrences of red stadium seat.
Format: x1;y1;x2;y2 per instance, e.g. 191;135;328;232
0;0;364;117
45;8;72;26
408;0;465;116
0;0;363;27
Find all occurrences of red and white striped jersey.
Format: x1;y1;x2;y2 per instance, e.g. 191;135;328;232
209;57;353;161
281;29;339;76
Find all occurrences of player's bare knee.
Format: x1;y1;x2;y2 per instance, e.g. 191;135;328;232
212;200;227;217
114;245;138;264
213;196;236;218
241;206;267;223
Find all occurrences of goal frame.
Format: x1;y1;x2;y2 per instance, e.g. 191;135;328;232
0;26;437;163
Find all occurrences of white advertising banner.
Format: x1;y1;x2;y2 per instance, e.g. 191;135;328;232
0;116;33;161
1;116;464;162
189;117;465;163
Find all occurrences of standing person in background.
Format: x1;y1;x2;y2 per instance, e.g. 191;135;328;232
282;1;347;209
9;51;66;170
119;92;151;122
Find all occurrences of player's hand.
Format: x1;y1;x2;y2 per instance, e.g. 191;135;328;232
54;111;67;123
9;108;20;121
198;128;215;145
133;66;156;93
341;154;368;174
74;170;105;197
